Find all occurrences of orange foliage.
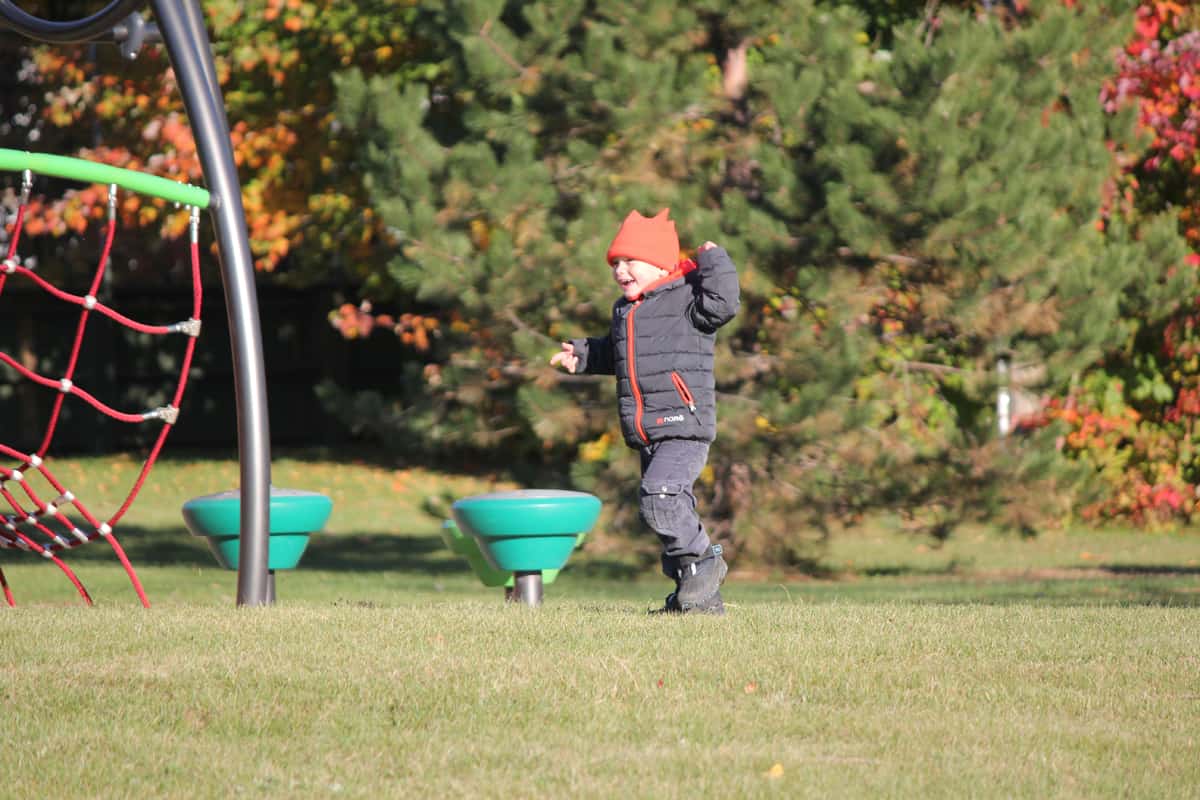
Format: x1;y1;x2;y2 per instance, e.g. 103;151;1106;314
18;1;417;274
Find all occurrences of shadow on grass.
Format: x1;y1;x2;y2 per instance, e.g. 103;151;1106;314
558;558;641;581
35;526;465;574
21;527;1199;607
859;559;970;578
42;526;628;579
1100;563;1200;576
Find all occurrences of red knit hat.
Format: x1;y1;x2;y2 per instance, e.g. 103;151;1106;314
606;208;680;272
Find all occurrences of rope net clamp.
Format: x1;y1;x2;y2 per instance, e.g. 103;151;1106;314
169;318;202;337
144;405;180;425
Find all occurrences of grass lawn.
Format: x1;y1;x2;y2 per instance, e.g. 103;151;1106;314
2;452;1199;798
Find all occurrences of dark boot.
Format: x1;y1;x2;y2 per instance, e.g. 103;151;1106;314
675;544;727;615
649;585;682;614
649;552;682;614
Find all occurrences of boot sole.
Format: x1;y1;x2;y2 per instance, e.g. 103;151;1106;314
681;590;725;615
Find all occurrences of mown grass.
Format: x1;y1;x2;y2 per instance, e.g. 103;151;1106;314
3;452;1200;798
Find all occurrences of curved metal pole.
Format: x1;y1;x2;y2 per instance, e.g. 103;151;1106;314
0;0;145;42
151;0;272;606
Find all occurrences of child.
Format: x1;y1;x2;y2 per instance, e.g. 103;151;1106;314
550;208;740;614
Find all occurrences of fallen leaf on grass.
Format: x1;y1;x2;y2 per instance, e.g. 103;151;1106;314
765;763;784;779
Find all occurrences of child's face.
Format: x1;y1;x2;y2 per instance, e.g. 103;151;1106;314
611;257;669;301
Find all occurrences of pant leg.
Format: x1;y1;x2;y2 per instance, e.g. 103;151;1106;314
638;439;711;576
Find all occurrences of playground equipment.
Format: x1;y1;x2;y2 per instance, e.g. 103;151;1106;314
439;518;565;600
450;490;601;607
183;488;332;602
0;1;285;606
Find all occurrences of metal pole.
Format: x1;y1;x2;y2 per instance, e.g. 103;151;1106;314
152;0;273;606
512;571;543;608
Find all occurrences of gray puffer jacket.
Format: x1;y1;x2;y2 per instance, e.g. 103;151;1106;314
571;245;740;449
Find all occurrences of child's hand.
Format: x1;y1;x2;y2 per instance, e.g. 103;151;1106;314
698;241;718;253
550;342;580;374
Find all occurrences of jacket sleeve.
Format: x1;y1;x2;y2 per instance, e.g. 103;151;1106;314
687;245;741;332
569;335;615;375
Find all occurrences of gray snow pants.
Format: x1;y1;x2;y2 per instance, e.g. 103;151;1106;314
638;439;712;578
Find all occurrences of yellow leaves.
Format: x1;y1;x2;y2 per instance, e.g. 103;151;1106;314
765;763;785;780
162;209;192;240
469;218;491;251
137;204;159;228
579;433;612;463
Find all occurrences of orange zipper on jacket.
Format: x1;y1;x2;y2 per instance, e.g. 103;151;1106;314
626;300;649;443
671;371;697;415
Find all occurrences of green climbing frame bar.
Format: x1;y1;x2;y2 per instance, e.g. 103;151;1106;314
0;147;210;208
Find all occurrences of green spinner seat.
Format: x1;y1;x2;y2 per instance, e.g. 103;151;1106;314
182;486;332;570
450;489;601;606
440;519;576;590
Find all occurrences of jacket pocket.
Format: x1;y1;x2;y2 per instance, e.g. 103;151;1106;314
670;372;697;414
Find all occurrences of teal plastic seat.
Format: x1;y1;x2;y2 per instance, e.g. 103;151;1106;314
182;487;332;570
439;520;564;587
451;490;601;573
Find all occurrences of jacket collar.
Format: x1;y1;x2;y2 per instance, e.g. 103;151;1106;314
631;258;696;301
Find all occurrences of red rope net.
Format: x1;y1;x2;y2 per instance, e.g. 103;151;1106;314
0;179;202;608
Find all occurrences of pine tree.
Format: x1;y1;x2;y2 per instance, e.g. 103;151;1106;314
332;0;1191;561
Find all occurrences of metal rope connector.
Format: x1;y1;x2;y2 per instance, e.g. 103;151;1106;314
108;183;118;221
144;405;179;425
190;206;200;243
21;169;32;204
169;318;202;337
